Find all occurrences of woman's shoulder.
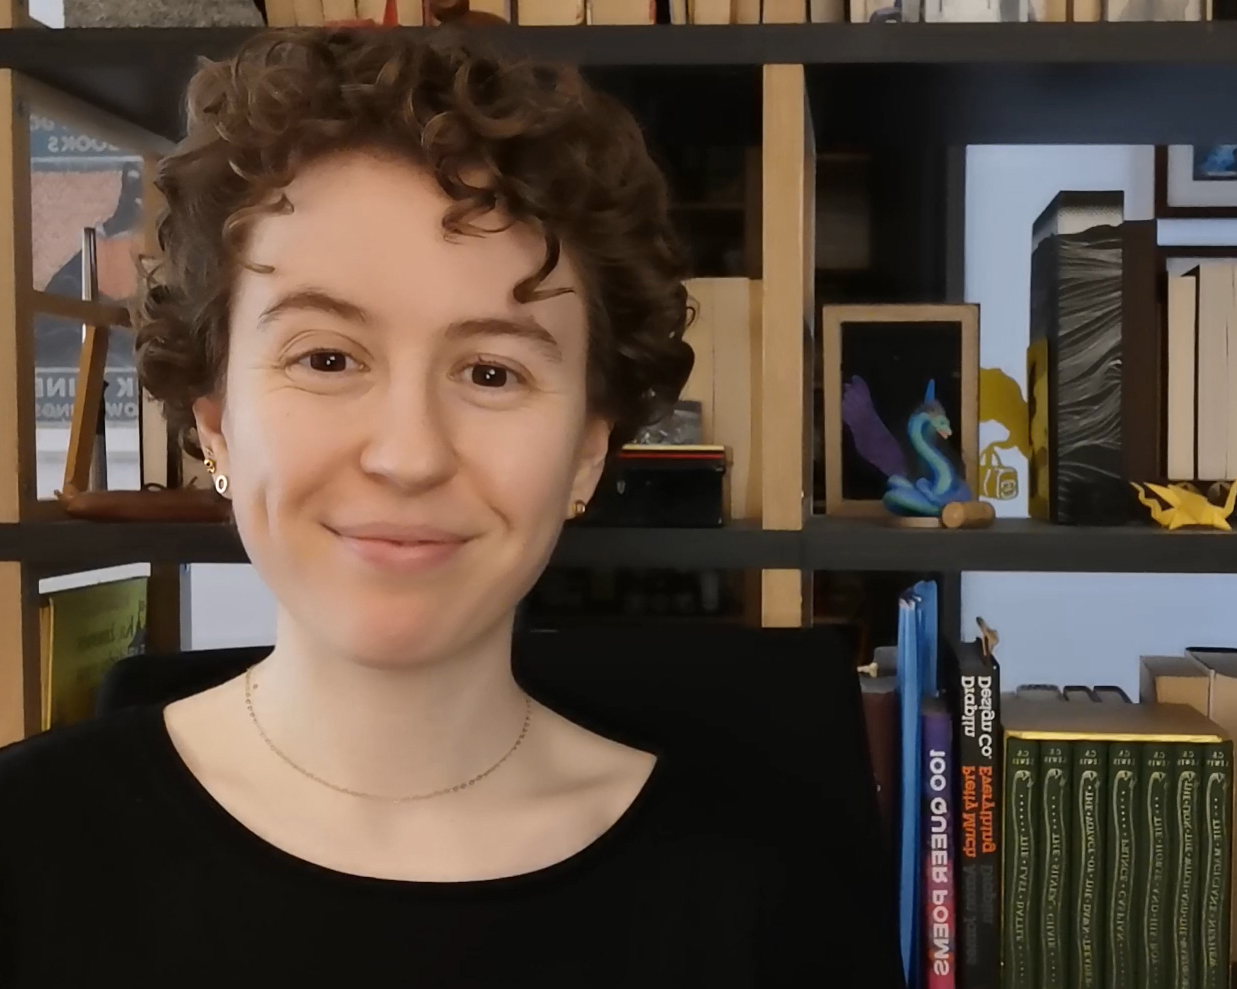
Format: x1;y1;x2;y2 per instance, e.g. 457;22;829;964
0;707;165;828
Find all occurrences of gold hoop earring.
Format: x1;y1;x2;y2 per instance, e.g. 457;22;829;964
570;499;587;519
204;452;229;497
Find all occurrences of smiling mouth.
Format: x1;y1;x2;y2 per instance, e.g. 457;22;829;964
326;525;472;572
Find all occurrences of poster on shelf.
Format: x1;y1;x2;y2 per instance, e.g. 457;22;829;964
31;113;143;425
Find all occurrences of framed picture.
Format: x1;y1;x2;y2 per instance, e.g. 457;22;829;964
1155;145;1237;218
823;304;979;517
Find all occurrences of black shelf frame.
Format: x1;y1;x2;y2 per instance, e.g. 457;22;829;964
6;518;1237;576
6;24;1237;145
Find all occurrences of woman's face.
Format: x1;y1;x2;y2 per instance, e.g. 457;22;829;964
193;151;610;668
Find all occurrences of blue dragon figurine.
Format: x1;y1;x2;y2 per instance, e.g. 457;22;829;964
882;381;971;517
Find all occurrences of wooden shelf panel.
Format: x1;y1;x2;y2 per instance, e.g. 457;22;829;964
5;25;1237;144
6;517;1237;574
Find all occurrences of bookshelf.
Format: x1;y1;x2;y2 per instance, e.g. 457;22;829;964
2;15;1237;743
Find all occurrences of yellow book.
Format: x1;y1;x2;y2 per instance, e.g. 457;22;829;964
1003;694;1228;744
43;577;148;731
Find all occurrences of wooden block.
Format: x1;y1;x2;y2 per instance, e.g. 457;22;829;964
761;569;808;627
322;0;357;19
689;0;732;19
266;0;300;23
734;0;762;19
709;279;758;521
294;0;326;23
588;0;655;21
762;0;805;19
0;562;39;744
518;0;586;20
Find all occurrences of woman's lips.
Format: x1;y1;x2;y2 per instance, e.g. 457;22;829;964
326;524;469;573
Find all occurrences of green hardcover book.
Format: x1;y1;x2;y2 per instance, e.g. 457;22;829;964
1039;740;1072;989
1137;743;1172;989
1198;742;1233;989
1071;740;1107;989
1171;744;1202;989
1004;737;1039;989
1106;742;1139;989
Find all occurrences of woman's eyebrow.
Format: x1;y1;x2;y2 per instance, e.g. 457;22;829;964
444;317;563;364
257;288;374;329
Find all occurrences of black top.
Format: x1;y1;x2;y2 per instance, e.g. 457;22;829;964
0;700;861;988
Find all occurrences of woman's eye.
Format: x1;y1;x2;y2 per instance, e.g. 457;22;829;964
470;363;513;388
299;350;351;373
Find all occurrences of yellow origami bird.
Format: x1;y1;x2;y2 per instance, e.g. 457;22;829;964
1130;480;1237;531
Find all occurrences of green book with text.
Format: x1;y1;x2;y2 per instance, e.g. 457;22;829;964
1105;742;1139;989
1199;742;1232;989
1137;743;1171;989
1171;743;1202;989
1071;740;1107;989
1039;740;1071;989
1003;737;1039;989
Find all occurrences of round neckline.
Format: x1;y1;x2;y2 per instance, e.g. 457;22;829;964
143;699;670;897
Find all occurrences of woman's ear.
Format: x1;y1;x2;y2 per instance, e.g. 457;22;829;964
569;416;612;508
192;393;227;464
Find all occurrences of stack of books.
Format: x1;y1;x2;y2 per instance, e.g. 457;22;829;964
1001;687;1233;989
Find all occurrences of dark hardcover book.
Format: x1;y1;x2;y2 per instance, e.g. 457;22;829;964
1002;737;1038;989
1071;739;1107;989
1037;740;1071;989
1137;744;1172;989
1198;742;1232;989
923;697;957;989
1119;220;1163;484
1105;742;1140;989
861;674;900;857
1028;191;1127;526
943;637;1001;989
1171;744;1202;989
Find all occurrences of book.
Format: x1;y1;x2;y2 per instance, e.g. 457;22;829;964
1003;736;1039;989
517;0;586;20
1028;192;1127;525
734;0;762;19
1171;743;1202;989
588;0;655;22
762;0;806;17
943;636;1001;989
1038;739;1071;989
687;0;731;20
809;0;846;18
1198;742;1232;989
1166;273;1199;479
395;0;425;21
41;576;147;731
1105;0;1202;18
1137;743;1172;989
1106;741;1139;989
293;0;326;22
322;0;357;20
1190;264;1237;480
265;0;299;23
1139;655;1209;717
862;673;900;853
1071;738;1107;989
923;696;957;989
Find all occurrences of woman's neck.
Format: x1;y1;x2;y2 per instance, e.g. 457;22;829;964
247;609;530;800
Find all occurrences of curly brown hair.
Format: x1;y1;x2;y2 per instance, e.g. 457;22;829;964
135;26;695;463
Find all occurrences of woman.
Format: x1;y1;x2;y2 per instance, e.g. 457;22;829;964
0;27;892;988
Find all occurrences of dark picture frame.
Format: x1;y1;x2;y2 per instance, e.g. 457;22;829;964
1154;145;1237;219
822;304;979;518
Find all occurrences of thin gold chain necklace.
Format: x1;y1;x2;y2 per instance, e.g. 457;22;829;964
243;665;532;803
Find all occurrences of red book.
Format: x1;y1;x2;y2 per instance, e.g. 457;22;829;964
922;697;957;989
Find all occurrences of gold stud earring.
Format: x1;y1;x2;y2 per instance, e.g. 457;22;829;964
204;452;230;497
570;499;587;519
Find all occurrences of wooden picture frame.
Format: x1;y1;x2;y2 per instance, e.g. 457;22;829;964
1154;145;1237;219
823;303;979;517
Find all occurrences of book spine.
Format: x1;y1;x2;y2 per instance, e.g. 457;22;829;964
1105;742;1140;989
1071;740;1106;989
1002;737;1038;989
1199;742;1232;989
1138;744;1172;989
924;707;957;989
1171;744;1202;989
956;662;1001;989
1038;741;1071;989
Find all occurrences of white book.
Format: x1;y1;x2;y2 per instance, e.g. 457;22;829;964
1166;272;1197;480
